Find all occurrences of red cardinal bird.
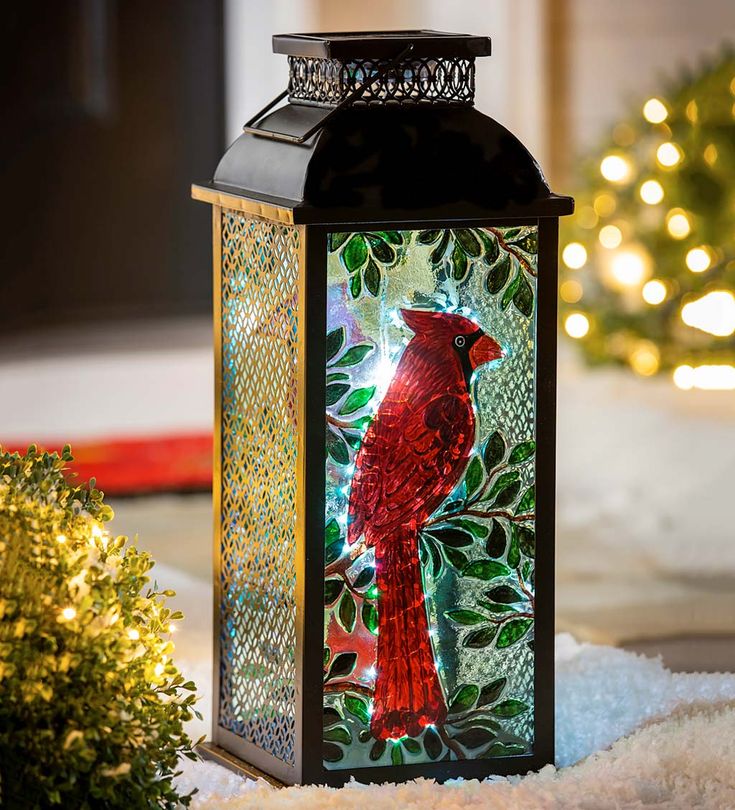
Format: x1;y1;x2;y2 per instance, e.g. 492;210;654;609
347;309;503;740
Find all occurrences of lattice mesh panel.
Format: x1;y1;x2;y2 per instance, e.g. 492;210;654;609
288;56;475;106
218;210;300;765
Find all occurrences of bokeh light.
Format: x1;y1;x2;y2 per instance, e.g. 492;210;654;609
656;142;683;167
600;154;633;183
685;247;711;273
599;225;623;249
562;242;588;269
642;280;667;305
639;179;664;204
642;97;668;123
565;313;590;339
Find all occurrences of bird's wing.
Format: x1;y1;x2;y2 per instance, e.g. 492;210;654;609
348;390;474;544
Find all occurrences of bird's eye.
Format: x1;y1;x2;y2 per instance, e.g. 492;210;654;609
454;335;466;348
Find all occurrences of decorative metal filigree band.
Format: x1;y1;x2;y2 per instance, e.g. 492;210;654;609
287;56;476;106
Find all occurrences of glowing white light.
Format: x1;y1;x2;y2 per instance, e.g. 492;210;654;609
657;142;682;167
374;356;396;395
643;97;668;123
685;247;711;273
640;180;664;205
681;291;735;337
342;543;352;555
610;250;647;287
128;628;140;640
56;534;67;544
600;154;632;183
599;225;623;249
666;210;691;239
366;666;377;680
642;280;667;305
564;313;590;339
562;242;587;269
674;364;735;391
154;662;165;678
61;607;76;621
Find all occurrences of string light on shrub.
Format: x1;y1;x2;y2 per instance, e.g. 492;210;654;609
61;607;77;621
642;279;667;305
564;313;590;339
665;208;691;239
629;341;660;376
599;224;623;249
562;242;587;269
681;291;735;337
56;534;67;544
609;249;649;288
685;247;712;273
643;97;668;123
674;364;735;390
560;279;583;304
593;193;617;217
128;628;140;641
600;154;632;183
656;142;683;168
639;179;664;204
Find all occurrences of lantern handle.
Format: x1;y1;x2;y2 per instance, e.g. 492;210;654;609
243;43;415;145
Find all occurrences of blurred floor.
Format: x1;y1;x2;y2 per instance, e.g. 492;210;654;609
2;318;734;671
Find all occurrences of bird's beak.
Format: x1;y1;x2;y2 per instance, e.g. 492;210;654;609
470;334;504;368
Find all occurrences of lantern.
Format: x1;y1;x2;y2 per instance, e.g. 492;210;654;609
193;30;573;787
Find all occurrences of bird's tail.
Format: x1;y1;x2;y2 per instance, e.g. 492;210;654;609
370;525;447;740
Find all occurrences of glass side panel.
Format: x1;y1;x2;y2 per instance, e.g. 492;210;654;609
323;226;538;770
218;210;299;764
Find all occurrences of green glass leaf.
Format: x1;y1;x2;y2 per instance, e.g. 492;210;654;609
517;485;535;513
358;729;372;743
462;559;510;580
445;609;488;625
369;739;386;761
486;585;524;604
326;327;346;362
323;725;352;744
417;229;441;245
426;527;474;548
485;253;511;294
326;427;350;466
485;519;507;558
323;742;343;762
464;456;484;498
451;241;469;281
477;600;517;615
442;546;469;571
454;228;483;257
324;578;344;605
448;684;479;714
325;652;357;681
332;343;374;367
454;726;496;749
454;519;489;539
401;738;421;754
513;275;534;317
517;525;535;558
323;706;341;726
508;440;536;465
323;646;330;668
510;230;538;254
479;229;500;265
349;272;362;298
367;234;396;265
500;270;522;311
423;726;443;760
421;535;443;578
329;231;350;252
487;471;521;506
490;699;530;718
352;567;373;589
343;234;368;272
379;230;403;245
325;383;350;406
501;227;522;240
483;430;506;470
478;677;507;707
496;619;533;649
463;625;498;648
451;716;501;733
338;386;376;415
363;260;381;296
338;592;356;632
326;372;349;382
362;603;378;635
429;231;451;265
325;518;341;546
344;694;370;725
482;742;526;758
507;528;521;567
391;742;404;766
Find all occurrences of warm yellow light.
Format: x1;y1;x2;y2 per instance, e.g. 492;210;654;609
642;280;667;305
686;247;711;273
731;76;735;95
681;291;735;337
703;144;718;166
91;524;102;538
643;97;668;123
562;242;587;269
685;99;698;123
666;209;691;239
599;225;623;249
600;154;632;183
61;607;77;621
656;142;682;167
577;206;598;229
565;313;590;339
560;280;583;304
594;193;617;217
168;624;178;633
610;250;648;287
154;662;165;678
639;179;664;205
127;628;140;641
674;364;735;391
629;342;660;376
56;534;67;544
613;122;636;147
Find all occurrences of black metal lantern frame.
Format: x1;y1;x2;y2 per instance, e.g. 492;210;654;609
193;30;573;788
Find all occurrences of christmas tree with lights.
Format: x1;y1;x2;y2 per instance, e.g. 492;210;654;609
560;48;735;390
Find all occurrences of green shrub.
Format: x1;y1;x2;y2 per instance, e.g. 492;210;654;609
0;446;200;808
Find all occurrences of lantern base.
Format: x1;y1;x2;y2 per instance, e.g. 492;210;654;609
196;742;284;787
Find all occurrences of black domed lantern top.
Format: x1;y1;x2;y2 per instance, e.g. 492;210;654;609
194;30;572;789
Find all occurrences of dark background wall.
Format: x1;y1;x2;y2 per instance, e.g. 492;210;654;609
0;0;223;331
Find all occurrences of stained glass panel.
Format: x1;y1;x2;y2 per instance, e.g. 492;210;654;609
323;226;538;770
